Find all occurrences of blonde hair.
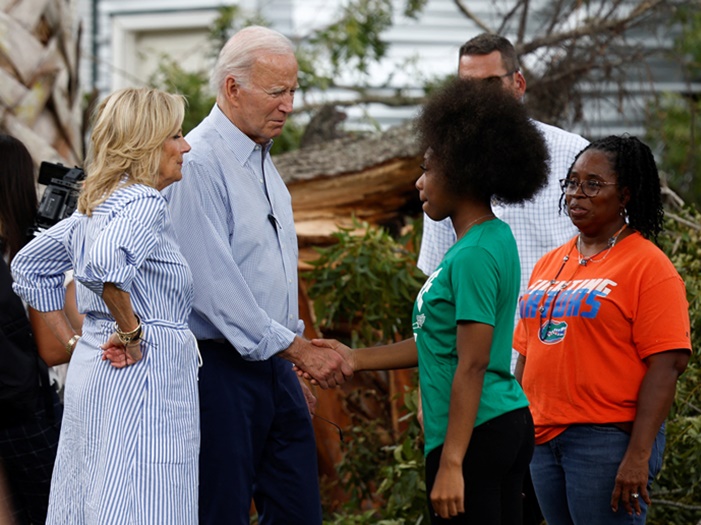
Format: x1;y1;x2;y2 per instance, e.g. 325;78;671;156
78;87;186;215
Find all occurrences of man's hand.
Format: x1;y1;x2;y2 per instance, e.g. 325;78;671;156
280;336;353;389
312;338;355;369
293;338;355;385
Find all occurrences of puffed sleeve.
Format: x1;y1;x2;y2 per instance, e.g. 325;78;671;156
79;192;166;297
11;218;74;312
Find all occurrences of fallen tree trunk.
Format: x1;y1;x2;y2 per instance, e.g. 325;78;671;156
276;120;424;256
0;0;83;166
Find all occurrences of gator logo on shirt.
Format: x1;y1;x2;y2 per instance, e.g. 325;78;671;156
413;313;426;331
538;319;567;344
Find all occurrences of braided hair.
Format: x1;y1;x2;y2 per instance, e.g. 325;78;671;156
563;135;664;241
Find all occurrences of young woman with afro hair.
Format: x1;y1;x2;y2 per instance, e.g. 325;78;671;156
308;77;550;524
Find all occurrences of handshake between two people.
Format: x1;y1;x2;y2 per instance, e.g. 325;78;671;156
280;336;355;389
102;331;418;391
100;331;355;384
285;336;419;389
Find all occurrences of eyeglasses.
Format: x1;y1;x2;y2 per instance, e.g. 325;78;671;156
559;178;617;198
485;69;518;81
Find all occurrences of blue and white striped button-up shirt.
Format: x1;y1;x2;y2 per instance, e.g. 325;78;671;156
164;105;302;361
12;184;193;327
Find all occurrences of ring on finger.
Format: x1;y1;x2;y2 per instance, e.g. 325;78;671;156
631;492;639;499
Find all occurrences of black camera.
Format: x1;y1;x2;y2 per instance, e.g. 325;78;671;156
33;162;86;232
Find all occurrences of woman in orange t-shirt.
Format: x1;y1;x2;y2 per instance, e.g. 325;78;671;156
514;135;691;525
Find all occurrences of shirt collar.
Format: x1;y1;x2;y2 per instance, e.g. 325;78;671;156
210;104;273;166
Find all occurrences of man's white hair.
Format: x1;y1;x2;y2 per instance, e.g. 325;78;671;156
210;25;295;93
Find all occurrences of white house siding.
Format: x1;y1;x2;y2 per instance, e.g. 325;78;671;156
77;1;239;93
74;0;699;138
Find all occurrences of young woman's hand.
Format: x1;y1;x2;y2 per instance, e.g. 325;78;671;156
430;463;465;519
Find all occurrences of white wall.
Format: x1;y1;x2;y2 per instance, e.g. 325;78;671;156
74;0;699;137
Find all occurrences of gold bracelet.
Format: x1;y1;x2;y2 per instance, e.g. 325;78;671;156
65;334;80;355
115;315;142;345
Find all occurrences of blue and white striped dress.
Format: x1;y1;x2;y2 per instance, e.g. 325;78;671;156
11;184;199;524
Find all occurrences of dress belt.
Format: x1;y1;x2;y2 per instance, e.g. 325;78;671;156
610;422;633;434
200;337;228;344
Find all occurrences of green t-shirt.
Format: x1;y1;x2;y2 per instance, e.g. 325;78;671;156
413;218;529;456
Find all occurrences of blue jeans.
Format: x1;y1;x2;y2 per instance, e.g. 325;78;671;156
530;424;665;525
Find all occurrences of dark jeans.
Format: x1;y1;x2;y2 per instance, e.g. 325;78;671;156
0;390;61;525
425;406;534;525
196;339;322;525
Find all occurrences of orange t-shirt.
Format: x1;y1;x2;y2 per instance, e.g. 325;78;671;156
514;232;691;445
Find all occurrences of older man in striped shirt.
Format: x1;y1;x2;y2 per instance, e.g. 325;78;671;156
165;26;351;525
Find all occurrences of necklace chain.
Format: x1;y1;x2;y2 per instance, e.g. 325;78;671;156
538;244;574;315
537;242;578;338
457;214;495;239
576;223;627;266
537;226;626;339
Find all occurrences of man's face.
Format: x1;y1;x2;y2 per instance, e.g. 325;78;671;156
227;52;298;144
458;50;526;100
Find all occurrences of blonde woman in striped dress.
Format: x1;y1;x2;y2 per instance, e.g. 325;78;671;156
11;87;198;524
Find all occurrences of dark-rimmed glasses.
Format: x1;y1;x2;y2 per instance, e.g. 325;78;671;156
559;178;617;198
485;69;519;81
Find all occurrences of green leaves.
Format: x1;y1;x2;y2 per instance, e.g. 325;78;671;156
325;386;429;524
650;206;701;523
645;32;701;523
646;94;701;207
309;0;394;77
304;218;424;347
147;57;215;135
305;219;428;523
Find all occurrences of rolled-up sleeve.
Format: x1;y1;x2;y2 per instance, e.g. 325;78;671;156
167;159;296;361
79;194;166;297
11;219;74;312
